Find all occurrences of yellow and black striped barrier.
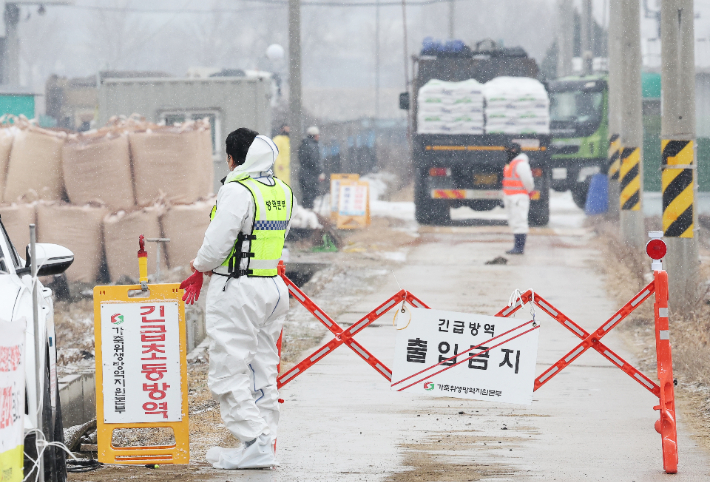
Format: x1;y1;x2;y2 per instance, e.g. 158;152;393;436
619;146;641;210
608;134;621;181
661;140;694;238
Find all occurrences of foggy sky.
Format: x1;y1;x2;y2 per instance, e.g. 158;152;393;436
17;0;708;120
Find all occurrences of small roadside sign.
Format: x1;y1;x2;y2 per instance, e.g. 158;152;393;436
0;318;25;482
336;180;370;229
330;173;359;219
391;308;539;405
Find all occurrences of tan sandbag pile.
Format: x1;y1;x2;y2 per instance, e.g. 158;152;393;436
4;120;66;203
0;126;16;201
129;120;213;206
161;199;214;269
36;203;107;283
0;203;35;254
103;206;167;281
63;130;135;210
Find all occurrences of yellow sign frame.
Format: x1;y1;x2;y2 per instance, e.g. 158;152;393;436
93;283;189;465
336;180;371;229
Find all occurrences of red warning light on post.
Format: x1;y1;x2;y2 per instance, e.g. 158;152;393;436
646;238;667;260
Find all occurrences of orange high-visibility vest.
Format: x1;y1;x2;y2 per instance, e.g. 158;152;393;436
502;157;528;196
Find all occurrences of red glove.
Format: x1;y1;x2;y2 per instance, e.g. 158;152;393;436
180;271;204;305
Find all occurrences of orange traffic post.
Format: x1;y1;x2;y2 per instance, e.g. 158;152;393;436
648;235;678;474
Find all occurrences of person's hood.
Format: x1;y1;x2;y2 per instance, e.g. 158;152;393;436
225;135;279;183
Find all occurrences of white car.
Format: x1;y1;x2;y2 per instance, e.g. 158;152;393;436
0;217;73;481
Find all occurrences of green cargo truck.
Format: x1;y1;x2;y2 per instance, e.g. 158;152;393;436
548;75;608;208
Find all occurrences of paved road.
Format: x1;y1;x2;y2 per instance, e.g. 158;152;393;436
268;201;710;481
132;194;710;482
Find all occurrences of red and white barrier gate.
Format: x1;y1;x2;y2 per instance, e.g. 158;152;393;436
276;262;429;388
276;236;678;474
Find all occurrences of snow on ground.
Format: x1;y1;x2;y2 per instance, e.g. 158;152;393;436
315;171;586;227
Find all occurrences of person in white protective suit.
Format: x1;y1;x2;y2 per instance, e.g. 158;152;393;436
502;143;535;254
190;127;294;469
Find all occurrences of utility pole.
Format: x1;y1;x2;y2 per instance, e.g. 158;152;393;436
607;0;621;219
660;0;699;308
557;0;574;77
375;0;380;119
448;0;454;38
618;0;644;247
0;3;20;84
288;0;302;201
581;0;593;74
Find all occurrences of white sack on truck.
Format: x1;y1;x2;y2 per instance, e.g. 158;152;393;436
36;203;107;283
103;206;167;281
483;77;550;134
129;120;213;206
0;203;35;254
63;130;135;210
160;199;214;269
3;122;66;203
0;127;16;201
417;79;485;134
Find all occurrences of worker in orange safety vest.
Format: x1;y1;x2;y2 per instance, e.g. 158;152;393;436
502;143;535;254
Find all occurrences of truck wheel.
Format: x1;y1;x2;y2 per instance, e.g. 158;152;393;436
414;168;450;225
529;192;550;227
571;184;589;209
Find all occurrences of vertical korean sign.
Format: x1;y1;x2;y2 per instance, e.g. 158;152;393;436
101;302;182;422
0;319;25;482
336;180;370;229
330;173;359;219
391;308;539;405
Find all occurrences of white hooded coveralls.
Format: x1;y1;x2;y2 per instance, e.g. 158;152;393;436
503;153;535;234
193;135;292;444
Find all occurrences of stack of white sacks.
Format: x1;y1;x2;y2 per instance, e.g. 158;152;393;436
483;77;549;134
417;76;549;135
417;79;485;135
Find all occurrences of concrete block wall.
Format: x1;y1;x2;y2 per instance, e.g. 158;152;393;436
58;373;95;428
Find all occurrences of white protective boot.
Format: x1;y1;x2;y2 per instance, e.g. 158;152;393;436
206;433;276;469
206;446;244;469
236;433;277;468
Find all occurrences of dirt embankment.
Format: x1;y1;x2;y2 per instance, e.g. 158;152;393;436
592;218;710;452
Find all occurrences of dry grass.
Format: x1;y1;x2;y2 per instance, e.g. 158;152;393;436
590;217;710;445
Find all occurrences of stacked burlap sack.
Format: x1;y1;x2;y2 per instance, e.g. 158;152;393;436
2;118;66;203
0;203;36;254
37;202;107;283
0;116;217;283
129;120;213;205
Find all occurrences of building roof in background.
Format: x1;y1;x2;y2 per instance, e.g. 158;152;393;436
0;84;40;96
99;71;173;82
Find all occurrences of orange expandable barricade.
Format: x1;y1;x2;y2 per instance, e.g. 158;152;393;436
275;247;678;474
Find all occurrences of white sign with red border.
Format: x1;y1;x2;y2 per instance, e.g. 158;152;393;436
391;308;539;405
100;302;182;423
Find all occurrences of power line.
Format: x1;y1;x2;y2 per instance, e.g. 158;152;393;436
57;0;459;13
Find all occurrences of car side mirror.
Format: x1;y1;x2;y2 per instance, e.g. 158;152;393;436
399;92;410;110
16;243;74;276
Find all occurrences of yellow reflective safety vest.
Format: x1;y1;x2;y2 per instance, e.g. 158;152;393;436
210;175;293;277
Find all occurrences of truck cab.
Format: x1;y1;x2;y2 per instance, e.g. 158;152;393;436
548;75;608;207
